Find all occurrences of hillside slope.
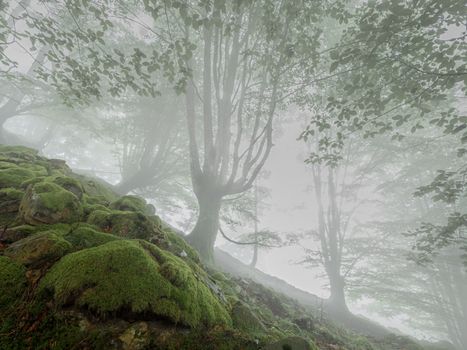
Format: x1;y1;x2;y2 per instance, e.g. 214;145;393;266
0;145;450;350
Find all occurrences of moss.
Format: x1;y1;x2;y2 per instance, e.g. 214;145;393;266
47;176;84;200
0;145;39;165
0;187;24;201
231;301;266;335
87;210;155;240
19;182;83;225
40;239;231;328
162;227;200;263
63;226;120;250
76;176;118;204
0;167;35;188
0;224;37;242
4;230;72;268
0;160;18;169
110;195;148;213
0;256;26;309
84;203;110;215
19;162;49;176
0;188;24;214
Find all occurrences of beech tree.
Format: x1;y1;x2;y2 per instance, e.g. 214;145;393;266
156;0;325;261
300;0;467;262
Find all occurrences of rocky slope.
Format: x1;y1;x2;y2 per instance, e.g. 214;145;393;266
0;145;450;350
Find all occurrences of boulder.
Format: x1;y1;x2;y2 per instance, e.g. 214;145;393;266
87;210;156;240
19;182;83;225
4;231;72;268
40;240;231;328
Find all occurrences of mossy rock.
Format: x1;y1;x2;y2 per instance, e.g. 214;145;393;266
0;160;18;169
87;210;156;240
110;195;149;214
48;175;84;200
263;336;315;350
4;231;72;268
19;182;83;225
83;203;110;217
77;176;118;204
63;226;120;250
40;239;231;328
160;227;200;263
231;301;267;335
19;162;49;176
0;145;39;163
0;224;37;243
0;167;35;188
0;188;24;213
0;256;26;308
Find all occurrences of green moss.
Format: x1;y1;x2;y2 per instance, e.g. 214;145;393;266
19;182;83;225
76;176;118;204
0;188;24;201
19;162;49;176
0;160;18;169
63;226;120;250
0;188;24;214
47;175;84;200
0;256;26;308
83;203;110;217
0;224;37;242
87;210;155;239
110;195;148;213
231;301;266;334
0;167;35;188
162;227;200;263
40;239;231;328
4;230;72;268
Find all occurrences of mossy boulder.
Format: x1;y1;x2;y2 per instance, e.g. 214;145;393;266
87;210;156;240
19;182;83;225
49;176;84;200
0;188;24;213
0;145;39;163
0;256;26;308
0;167;35;188
0;224;37;243
4;231;72;268
78;177;118;204
110;195;149;214
40;240;231;328
231;301;267;334
63;226;120;250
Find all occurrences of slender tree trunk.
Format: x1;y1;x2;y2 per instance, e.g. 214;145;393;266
249;183;259;268
250;242;258;268
186;191;222;264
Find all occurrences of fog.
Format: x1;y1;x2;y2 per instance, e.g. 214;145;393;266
1;1;466;349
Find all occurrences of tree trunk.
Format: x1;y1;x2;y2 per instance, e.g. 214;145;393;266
328;266;349;314
186;192;222;264
249;243;258;268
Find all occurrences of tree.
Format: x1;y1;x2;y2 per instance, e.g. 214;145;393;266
154;0;325;262
346;131;467;348
300;0;467;262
